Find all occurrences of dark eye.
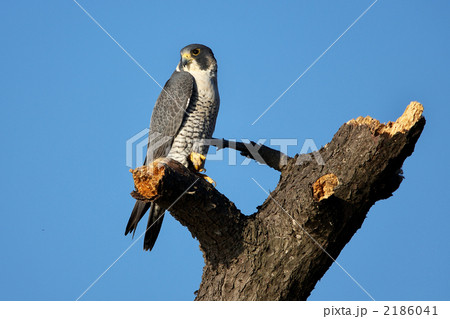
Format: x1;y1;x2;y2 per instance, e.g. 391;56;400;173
192;48;201;56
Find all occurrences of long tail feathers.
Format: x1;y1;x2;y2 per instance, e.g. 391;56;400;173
125;200;165;251
143;204;165;251
125;200;150;237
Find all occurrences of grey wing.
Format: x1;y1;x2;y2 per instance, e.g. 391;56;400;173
125;71;194;251
146;71;194;162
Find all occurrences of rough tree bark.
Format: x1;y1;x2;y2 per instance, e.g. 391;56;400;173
130;102;425;300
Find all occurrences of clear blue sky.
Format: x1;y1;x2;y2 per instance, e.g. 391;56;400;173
1;0;449;301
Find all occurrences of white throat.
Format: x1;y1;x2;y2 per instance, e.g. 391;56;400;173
176;63;218;99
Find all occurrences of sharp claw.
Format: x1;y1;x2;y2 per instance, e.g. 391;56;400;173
189;152;206;173
203;175;216;187
189;152;215;186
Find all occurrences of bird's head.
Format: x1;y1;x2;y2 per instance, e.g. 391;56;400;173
178;44;217;73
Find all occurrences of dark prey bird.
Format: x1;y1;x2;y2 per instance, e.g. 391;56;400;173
125;44;220;251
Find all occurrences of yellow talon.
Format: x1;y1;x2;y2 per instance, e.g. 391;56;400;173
189;152;206;173
189;152;216;186
201;174;216;187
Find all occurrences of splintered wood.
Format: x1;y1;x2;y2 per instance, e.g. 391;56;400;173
346;101;424;136
313;173;339;201
130;159;166;200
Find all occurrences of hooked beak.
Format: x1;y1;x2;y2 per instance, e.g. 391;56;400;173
181;53;193;67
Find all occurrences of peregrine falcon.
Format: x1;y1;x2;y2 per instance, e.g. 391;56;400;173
125;44;220;251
